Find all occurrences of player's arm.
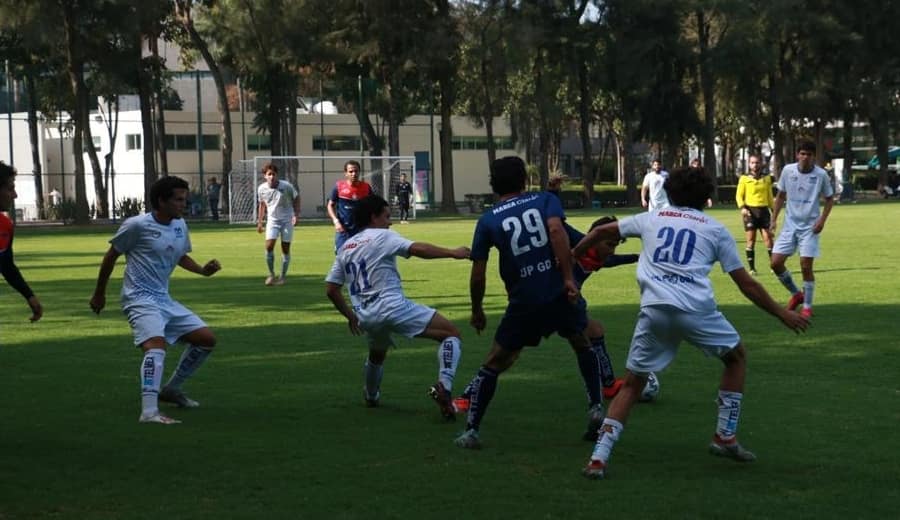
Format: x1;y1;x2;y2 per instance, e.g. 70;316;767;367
178;255;222;277
813;196;834;234
769;191;786;233
256;200;266;233
292;190;301;225
547;215;578;302
89;246;122;314
1;248;41;322
326;197;344;232
640;183;649;207
603;253;639;268
572;221;622;258
469;259;488;334
326;281;361;335
736;178;749;215
729;267;808;333
408;242;471;260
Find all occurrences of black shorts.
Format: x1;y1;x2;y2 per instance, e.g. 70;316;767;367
494;293;587;350
398;199;410;210
742;207;771;231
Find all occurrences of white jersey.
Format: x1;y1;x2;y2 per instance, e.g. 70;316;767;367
619;207;742;313
325;228;413;311
109;213;191;304
775;163;834;228
258;180;298;222
642;170;670;211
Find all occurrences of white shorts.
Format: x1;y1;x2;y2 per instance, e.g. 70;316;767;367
123;298;207;346
625;305;740;374
265;219;294;242
356;295;437;351
773;224;820;258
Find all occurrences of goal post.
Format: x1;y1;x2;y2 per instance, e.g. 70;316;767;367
228;155;418;224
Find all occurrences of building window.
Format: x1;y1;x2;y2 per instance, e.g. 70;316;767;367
452;136;514;151
126;134;142;151
202;134;220;150
248;134;271;151
83;135;101;152
164;134;199;151
313;135;362;151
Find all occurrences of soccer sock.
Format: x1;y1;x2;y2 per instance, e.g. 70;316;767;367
265;251;275;275
590;418;623;464
803;280;815;308
777;269;800;295
281;254;291;278
715;390;743;440
575;347;603;406
363;359;383;399
437;337;462;391
466;366;499;431
140;348;166;416
746;248;756;271
767;249;772;260
165;344;212;391
591;335;616;387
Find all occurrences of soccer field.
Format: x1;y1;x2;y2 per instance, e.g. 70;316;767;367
1;202;898;519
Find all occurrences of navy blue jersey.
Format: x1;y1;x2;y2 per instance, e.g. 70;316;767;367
396;181;412;203
471;192;566;304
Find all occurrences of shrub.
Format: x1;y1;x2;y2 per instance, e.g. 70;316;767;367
116;197;144;218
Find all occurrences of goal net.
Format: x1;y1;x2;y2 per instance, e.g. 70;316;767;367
229;155;418;224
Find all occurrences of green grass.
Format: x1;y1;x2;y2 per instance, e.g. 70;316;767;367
1;202;898;519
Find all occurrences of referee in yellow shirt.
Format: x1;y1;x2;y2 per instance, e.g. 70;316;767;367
735;154;774;275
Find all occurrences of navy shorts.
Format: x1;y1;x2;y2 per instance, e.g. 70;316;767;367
494;294;587;350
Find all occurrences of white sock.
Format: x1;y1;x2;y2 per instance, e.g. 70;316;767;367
715;390;743;440
281;254;291;278
777;270;800;295
166;345;212;391
265;251;275;275
437;337;462;391
803;281;815;308
364;359;383;398
141;349;166;417
590;418;623;464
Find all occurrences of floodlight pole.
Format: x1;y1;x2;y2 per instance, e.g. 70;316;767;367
196;70;204;215
5;59;15;221
319;77;326;209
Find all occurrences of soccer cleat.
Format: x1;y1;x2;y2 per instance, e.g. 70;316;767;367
582;459;607;480
264;275;276;286
428;382;456;421
363;388;380;408
602;379;625;400
454;428;482;449
709;435;756;462
582;402;606;442
800;307;813;319
452;396;470;414
138;412;181;424
786;291;804;311
749;269;758;276
159;386;200;408
273;276;285;286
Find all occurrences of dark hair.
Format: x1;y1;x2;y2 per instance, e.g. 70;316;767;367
589;216;626;244
262;162;278;175
150;176;190;210
664;167;713;210
797;140;816;154
344;160;361;172
352;195;389;228
0;161;16;188
489;156;527;195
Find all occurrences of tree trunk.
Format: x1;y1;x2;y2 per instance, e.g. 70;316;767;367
439;75;456;213
24;73;45;218
577;60;594;205
841;109;854;189
150;38;168;177
61;2;90;223
870;116;889;191
138;46;157;211
697;9;718;197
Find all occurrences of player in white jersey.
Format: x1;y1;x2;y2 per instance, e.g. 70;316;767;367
770;140;835;319
90;176;223;425
573;166;808;480
257;162;300;286
641;159;670;211
325;195;470;420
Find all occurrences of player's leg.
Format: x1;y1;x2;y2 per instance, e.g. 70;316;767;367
363;343;388;407
586;319;621;397
797;230;819;316
771;230;803;308
264;235;277;285
161;305;215;408
760;209;774;261
455;341;519;448
744;213;757;274
417;312;463;420
127;303;179;424
278;223;294;283
709;343;756;461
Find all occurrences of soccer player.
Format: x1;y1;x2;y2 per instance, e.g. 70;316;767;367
325;195;470;419
396;173;412;223
0;162;42;326
453;156;602;449
90;176;222;425
327;160;374;252
770;141;835;318
257;162;300;286
736;154;774;275
574;166;809;480
641;159;669;211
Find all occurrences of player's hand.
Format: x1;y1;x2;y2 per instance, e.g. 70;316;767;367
89;293;105;315
256;222;264;234
348;314;362;335
812;220;825;234
27;295;43;322
292;215;298;226
780;309;810;334
334;221;345;232
769;223;777;234
564;279;580;304
470;309;486;334
641;200;648;208
202;259;222;276
452;247;471;260
741;208;750;217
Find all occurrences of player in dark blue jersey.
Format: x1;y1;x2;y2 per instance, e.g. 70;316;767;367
453;156;602;449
